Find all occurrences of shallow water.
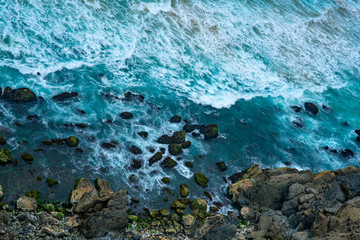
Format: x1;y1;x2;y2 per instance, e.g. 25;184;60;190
0;0;360;211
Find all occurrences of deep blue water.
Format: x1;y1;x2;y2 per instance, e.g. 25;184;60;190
0;0;360;211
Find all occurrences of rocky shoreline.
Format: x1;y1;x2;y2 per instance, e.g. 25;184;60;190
1;164;360;239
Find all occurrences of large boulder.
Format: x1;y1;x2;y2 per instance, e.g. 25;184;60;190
157;130;186;144
1;87;37;103
81;190;128;238
17;196;37;211
194;213;238;240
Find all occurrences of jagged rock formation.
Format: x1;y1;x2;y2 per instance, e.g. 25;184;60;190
228;164;360;239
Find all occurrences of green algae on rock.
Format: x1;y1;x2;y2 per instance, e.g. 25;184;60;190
194;173;209;188
180;184;189;198
46;179;59;187
65;136;79;148
0;149;11;164
21;153;34;163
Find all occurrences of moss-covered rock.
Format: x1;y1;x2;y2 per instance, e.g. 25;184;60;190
204;124;219;140
55;212;64;220
169;144;182;156
191;198;208;212
180;184;189;198
25;190;40;200
0;149;11;164
65;136;79;148
43;204;55;212
159;209;170;217
129;145;142;154
204;191;213;201
161;157;177;168
7;88;37;103
21;152;34;163
171;200;186;210
216;161;227;171
157;130;186;144
46;179;59;187
149;210;159;218
0;135;6;145
181;141;191;149
161;177;171;184
149;152;163;166
195;173;209;188
128;215;138;222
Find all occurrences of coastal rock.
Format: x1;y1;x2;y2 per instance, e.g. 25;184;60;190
0;149;11;164
291;106;302;112
180;184;189;197
16;196;37;211
169;144;182;156
157;130;186;144
304;102;319;115
0;135;6;145
3;88;37;103
21;152;34;163
123;91;144;102
149;152;163;166
129;145;142;154
46;179;58;187
70;178;96;205
0;185;3;200
161;157;177;168
183;124;196;133
182;141;191;149
204;124;219;140
194;213;238;240
81;189;128;238
52;92;79;102
95;178;114;197
169;115;182;123
195;173;209;188
131;159;142;169
216;161;227;171
120;112;133;119
65;136;79;148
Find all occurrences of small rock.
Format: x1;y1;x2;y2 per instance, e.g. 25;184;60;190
131;159;142;169
180;184;189;197
291;106;302;112
46;179;58;187
0;135;6;145
169;115;182;123
129;145;142;154
138;131;148;138
216;161;227;171
195;173;209;188
204;124;219;140
120;112;133;119
0;149;12;164
161;157;177;168
304;102;319;115
182;141;191;149
52;92;78;102
185;162;193;168
65;136;79;148
149;152;163;166
21;153;34;163
161;177;170;184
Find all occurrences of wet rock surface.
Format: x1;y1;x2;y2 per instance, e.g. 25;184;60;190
229;164;360;239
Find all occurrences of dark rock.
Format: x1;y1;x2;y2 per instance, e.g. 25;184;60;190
228;171;246;184
204;124;219;140
75;123;87;128
284;161;292;166
161;157;177;168
129;145;142;155
342;121;350;126
355;129;360;136
322;105;332;112
291;106;302;112
149;152;163;166
123;91;144;102
148;148;155;153
120;112;133;119
131;159;142;169
185;162;193;168
304;102;319;115
292;120;303;128
76;109;86;115
169;115;181;123
81;190;128;238
137;131;148;138
0;135;6;145
160;147;166;154
27;115;38;120
195;173;209;188
182;141;191;149
192;132;201;137
216;161;227;171
46;179;58;187
52;92;79;102
21;153;34;163
204;191;213;201
169;144;182;156
183;124;196;133
5;88;37;103
157;130;186;144
341;149;354;158
357;137;360;142
65;136;79;148
194;213;238;240
161;177;170;184
101;142;117;149
42;140;52;146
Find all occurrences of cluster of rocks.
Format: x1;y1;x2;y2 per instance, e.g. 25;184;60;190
228;164;360;239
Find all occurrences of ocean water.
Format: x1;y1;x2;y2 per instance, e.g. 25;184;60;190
0;0;360;211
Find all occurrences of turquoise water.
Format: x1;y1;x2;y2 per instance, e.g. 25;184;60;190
0;0;360;210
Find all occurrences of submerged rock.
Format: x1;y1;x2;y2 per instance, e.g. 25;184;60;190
123;91;144;102
341;149;354;158
195;173;209;188
131;159;142;169
0;135;6;145
52;92;79;102
185;162;193;168
137;131;148;138
46;179;59;187
291;106;301;112
21;152;34;163
0;149;11;164
161;177;170;184
304;102;319;115
182;141;191;149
